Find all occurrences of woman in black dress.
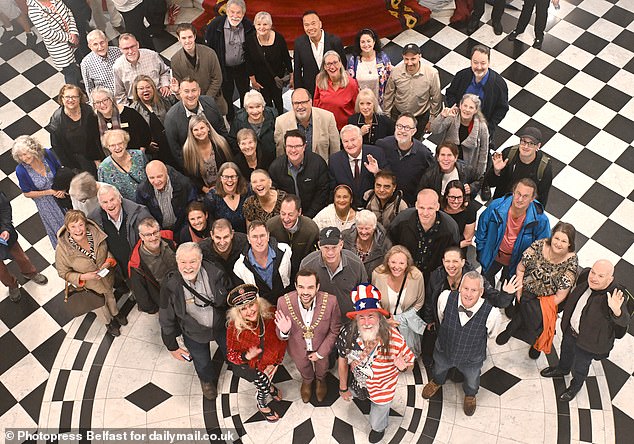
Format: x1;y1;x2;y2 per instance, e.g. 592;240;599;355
233;128;272;179
347;88;395;145
244;11;293;115
130;75;179;167
441;180;476;253
91;86;151;155
46;84;102;175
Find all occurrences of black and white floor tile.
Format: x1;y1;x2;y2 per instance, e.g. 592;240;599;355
1;0;633;442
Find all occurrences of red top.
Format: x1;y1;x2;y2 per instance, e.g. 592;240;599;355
314;77;359;130
226;307;287;371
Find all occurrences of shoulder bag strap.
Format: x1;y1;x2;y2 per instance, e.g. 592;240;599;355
393;275;408;315
110;156;142;184
181;278;216;308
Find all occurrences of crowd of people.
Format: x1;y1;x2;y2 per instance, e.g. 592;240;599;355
1;1;630;442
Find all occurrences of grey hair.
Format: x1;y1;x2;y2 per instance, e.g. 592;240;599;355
138;217;160;231
96;183;122;201
355;209;377;229
176;241;203;261
11;135;45;163
101;129;130;149
91;86;114;103
226;0;246;13
340;124;362;139
87;29;107;45
253;11;272;25
461;270;484;289
69;172;98;201
243;89;266;108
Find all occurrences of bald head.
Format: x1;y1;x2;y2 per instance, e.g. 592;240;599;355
146;160;169;191
415;188;440;229
588;259;615;291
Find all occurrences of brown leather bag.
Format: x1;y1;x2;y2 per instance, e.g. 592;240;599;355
64;277;105;318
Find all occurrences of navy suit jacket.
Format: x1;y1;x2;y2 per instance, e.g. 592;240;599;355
293;32;346;96
328;145;386;208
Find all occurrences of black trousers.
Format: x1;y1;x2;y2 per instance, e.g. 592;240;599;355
472;0;506;24
143;0;167;34
515;0;550;39
222;63;250;122
120;3;155;50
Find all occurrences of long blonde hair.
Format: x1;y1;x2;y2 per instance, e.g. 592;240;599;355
226;297;273;338
316;50;349;91
182;115;232;177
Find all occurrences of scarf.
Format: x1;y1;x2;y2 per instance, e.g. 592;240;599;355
97;104;123;135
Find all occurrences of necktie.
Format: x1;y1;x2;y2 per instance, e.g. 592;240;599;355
458;305;473;318
354;159;360;184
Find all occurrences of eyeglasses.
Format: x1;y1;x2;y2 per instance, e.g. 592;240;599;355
120;44;138;52
93;98;110;106
395;124;415;131
324;61;340;67
447;195;464;201
221;175;238;180
292;99;310;106
519;139;539;147
108;142;126;149
63;95;79;101
286;144;305;150
140;230;160;238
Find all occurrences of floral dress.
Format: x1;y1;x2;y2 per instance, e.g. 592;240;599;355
97;150;147;201
24;162;65;248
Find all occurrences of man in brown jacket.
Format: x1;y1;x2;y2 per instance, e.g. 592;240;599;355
171;24;228;116
275;268;341;403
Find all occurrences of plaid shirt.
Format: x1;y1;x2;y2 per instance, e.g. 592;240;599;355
81;47;123;98
113;49;170;104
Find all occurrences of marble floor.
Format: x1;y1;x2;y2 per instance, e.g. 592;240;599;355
0;0;633;442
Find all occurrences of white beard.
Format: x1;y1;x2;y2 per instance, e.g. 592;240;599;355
359;324;380;343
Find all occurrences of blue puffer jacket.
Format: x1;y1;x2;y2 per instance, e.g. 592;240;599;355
475;193;550;276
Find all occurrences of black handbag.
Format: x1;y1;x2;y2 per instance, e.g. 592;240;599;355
64;277;106;317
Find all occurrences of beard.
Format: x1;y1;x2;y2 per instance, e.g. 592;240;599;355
359;323;380;343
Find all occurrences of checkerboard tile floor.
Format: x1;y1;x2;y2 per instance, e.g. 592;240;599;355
0;0;633;442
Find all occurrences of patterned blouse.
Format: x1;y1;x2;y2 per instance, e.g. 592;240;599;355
242;189;287;224
97;150;147;201
521;238;578;297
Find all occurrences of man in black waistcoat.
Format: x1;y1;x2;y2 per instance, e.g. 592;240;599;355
421;271;508;416
540;260;630;402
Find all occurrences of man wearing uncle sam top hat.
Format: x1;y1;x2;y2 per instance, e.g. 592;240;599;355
336;283;414;443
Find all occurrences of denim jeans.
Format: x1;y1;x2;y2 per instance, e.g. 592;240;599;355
557;328;600;392
183;334;226;383
433;346;482;397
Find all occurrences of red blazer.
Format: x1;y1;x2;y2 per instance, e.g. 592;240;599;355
276;291;341;361
226;306;287;371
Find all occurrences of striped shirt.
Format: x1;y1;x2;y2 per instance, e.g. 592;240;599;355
27;0;77;69
81;47;123;97
337;324;414;404
113;49;170;104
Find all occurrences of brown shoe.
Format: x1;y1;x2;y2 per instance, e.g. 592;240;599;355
200;380;217;400
464;395;477;416
422;380;442;399
300;381;312;403
315;379;327;402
